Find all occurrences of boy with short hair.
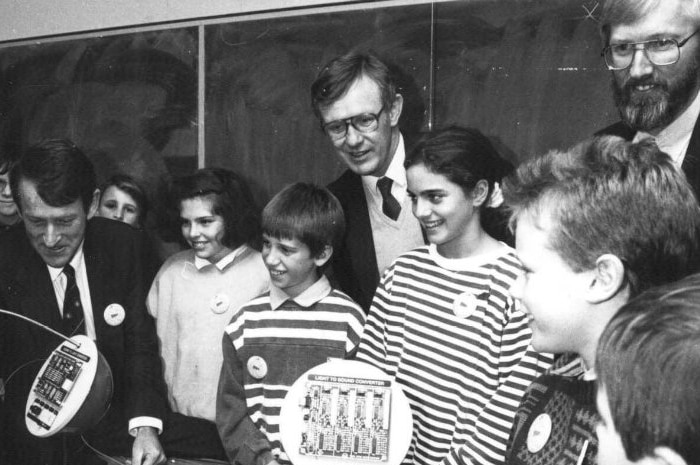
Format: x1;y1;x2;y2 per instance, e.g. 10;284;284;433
595;273;700;465
216;182;366;465
501;136;700;465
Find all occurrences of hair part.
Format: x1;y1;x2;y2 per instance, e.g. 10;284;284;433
311;50;399;120
262;182;345;259
504;135;700;297
597;272;700;464
172;168;261;250
10;139;96;212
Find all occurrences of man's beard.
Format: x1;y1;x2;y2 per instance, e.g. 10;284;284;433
612;60;700;132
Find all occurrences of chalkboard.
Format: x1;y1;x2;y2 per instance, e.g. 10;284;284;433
0;0;618;215
0;28;198;204
204;0;616;201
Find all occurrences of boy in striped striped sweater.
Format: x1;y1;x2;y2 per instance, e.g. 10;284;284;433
216;183;366;465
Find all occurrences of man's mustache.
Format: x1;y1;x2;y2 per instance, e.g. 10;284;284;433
621;75;666;93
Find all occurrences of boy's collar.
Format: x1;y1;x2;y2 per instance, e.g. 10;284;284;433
269;274;331;310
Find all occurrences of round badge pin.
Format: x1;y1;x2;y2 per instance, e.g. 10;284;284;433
453;292;478;318
247;356;268;379
526;413;552;454
104;303;125;326
210;293;230;314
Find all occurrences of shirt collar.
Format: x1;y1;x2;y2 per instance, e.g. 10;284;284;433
47;241;85;281
269;274;332;310
362;133;407;190
635;88;700;165
193;244;246;271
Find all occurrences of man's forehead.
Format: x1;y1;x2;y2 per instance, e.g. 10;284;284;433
18;179;86;218
319;75;383;121
609;1;696;41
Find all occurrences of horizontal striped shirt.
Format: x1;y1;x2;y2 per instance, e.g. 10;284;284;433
217;277;366;465
356;245;552;465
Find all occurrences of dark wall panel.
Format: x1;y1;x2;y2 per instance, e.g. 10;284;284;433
0;28;198;199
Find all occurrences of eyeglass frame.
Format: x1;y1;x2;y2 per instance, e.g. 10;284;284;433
320;106;386;140
601;29;700;70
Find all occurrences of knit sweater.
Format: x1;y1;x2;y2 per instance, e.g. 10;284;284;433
147;246;269;421
505;357;598;465
217;276;366;465
357;244;553;465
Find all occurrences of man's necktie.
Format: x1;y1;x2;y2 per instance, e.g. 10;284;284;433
62;264;85;336
377;177;401;221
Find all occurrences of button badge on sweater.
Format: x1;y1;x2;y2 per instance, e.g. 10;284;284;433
453;292;478;318
210;293;230;314
527;413;552;453
247;356;268;379
104;303;125;326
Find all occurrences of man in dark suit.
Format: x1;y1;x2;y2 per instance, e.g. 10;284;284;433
598;0;700;195
0;139;168;464
311;51;424;312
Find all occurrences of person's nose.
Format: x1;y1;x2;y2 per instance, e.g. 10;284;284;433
1;182;11;197
628;47;654;79
113;207;124;221
345;124;363;147
263;247;279;266
188;223;201;239
412;198;430;219
43;224;61;247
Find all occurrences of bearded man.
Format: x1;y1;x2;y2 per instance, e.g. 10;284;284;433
598;0;700;195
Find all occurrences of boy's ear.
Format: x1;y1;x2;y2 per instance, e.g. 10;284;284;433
586;254;626;304
314;245;333;268
650;446;687;465
472;180;489;207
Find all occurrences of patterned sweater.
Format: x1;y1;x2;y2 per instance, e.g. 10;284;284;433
217;276;366;465
357;244;553;465
505;356;598;465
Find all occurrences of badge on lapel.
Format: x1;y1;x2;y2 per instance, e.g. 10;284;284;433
104;303;125;326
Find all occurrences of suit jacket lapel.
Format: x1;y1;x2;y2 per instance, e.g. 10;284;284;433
345;174;379;290
681;116;700;198
11;252;62;331
83;226;108;339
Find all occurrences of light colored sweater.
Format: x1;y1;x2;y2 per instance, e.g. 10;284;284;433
147;245;269;421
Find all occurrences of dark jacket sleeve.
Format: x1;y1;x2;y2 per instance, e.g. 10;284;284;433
87;218;167;424
216;331;273;465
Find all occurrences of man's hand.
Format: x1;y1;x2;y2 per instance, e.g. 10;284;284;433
132;426;166;465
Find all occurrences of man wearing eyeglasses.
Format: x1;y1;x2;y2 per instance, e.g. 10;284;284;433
311;51;424;312
598;0;700;194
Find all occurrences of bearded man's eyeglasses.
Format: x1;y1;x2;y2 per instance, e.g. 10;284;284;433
602;29;700;70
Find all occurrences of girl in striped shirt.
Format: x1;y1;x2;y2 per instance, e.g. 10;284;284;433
356;126;552;465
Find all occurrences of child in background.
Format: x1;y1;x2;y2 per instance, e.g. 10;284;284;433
503;136;700;465
596;273;700;465
0;158;20;231
216;182;366;465
356;126;552;465
147;168;269;457
97;173;149;228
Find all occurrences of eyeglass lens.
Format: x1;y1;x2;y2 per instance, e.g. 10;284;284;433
323;110;382;140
